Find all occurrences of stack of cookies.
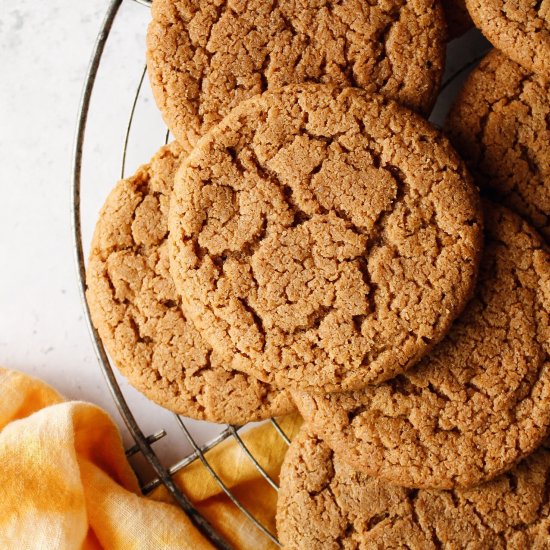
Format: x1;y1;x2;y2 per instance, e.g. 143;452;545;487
86;0;549;547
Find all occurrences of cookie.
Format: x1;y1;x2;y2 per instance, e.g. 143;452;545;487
294;203;550;489
168;85;483;393
446;49;549;241
277;429;550;550
86;142;295;424
146;0;446;149
465;0;550;79
441;0;474;39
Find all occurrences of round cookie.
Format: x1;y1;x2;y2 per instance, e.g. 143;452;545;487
465;0;550;79
146;0;446;149
86;142;295;424
168;85;483;393
277;429;550;550
446;49;549;241
442;0;474;39
294;203;550;489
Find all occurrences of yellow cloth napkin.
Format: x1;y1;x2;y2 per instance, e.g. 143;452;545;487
0;367;301;549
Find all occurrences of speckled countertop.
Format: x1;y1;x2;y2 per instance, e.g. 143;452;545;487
1;0;119;407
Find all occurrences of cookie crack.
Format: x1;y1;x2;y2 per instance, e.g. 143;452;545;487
246;145;312;229
410;493;446;549
373;7;404;91
464;499;506;543
238;296;266;351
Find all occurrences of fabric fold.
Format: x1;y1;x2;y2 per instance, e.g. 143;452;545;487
0;367;297;549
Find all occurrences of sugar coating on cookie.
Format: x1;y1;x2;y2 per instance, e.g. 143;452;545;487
294;203;550;488
86;143;294;424
146;0;446;149
465;0;550;79
446;50;549;241
441;0;473;39
277;429;550;549
168;85;482;393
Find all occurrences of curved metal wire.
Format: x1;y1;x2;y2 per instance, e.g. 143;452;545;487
121;65;147;178
141;426;236;494
176;417;281;546
71;1;232;548
270;419;291;446
228;425;279;491
126;429;167;457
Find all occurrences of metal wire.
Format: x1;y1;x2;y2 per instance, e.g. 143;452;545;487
141;426;236;494
72;1;240;548
126;429;167;457
176;417;281;546
270;418;291;446
121;65;147;178
72;1;290;548
228;425;279;490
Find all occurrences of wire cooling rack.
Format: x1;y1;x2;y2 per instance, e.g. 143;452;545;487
72;1;290;548
72;1;490;548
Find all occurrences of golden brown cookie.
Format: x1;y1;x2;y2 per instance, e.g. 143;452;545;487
465;0;550;79
446;50;549;241
277;429;550;549
86;142;294;424
168;85;483;393
294;203;550;489
442;0;474;39
146;0;446;149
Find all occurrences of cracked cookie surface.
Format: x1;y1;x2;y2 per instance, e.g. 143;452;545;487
465;0;550;79
277;429;550;550
446;50;549;242
86;142;294;423
146;0;445;150
168;85;482;393
294;203;550;488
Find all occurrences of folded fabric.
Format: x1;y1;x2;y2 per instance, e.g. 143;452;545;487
0;367;301;549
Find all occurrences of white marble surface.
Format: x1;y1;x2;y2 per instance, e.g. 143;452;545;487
0;0;119;405
0;0;490;479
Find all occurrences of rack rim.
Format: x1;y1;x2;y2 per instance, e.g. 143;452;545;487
71;1;239;547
